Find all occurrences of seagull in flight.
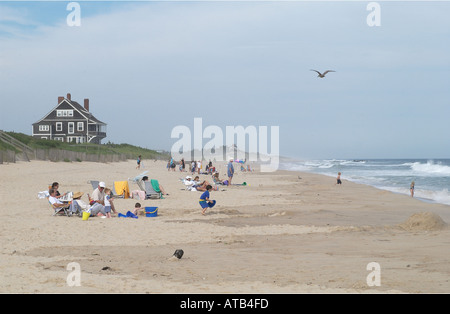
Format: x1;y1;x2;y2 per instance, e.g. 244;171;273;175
310;69;336;78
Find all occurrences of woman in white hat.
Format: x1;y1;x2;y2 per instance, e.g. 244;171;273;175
71;191;90;216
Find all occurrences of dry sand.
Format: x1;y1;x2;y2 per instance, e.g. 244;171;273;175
0;159;449;293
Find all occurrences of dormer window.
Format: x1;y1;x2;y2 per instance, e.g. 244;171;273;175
56;110;73;117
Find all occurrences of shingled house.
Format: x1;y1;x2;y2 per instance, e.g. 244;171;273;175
32;93;107;144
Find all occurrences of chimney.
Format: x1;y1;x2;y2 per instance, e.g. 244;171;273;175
84;98;90;112
67;93;71;100
58;96;64;104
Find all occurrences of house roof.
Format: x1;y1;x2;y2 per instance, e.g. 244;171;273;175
67;99;106;125
33;98;106;125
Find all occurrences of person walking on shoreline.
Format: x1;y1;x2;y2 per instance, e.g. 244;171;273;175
336;172;342;185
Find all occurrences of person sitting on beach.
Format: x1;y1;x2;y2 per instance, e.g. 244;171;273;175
88;181;107;217
206;160;214;174
212;172;225;185
199;185;216;215
182;176;195;190
192;176;206;187
92;181;106;205
142;176;169;195
48;188;69;209
132;202;143;216
50;182;68;199
71;191;91;216
192;176;217;191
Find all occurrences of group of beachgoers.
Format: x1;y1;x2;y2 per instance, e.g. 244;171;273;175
47;158;248;218
48;181;119;218
177;158;238;215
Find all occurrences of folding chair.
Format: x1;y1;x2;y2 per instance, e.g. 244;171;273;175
87;180;99;190
113;181;130;199
48;197;71;217
144;180;162;199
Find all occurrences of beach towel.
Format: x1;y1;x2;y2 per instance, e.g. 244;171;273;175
132;190;146;200
114;181;130;198
37;191;50;199
150;179;161;193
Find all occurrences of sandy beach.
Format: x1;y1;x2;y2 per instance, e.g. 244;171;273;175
0;159;449;294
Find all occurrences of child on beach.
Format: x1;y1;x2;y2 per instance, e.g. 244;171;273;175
336;172;342;185
410;181;415;197
104;188;116;218
132;202;143;216
199;185;216;215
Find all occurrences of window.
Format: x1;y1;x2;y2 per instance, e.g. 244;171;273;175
56;110;74;117
67;136;83;143
56;122;62;131
68;122;74;134
77;122;84;132
39;125;49;132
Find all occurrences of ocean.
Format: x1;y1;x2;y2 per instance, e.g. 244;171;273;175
279;158;450;206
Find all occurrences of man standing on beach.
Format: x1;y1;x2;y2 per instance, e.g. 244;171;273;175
227;159;234;186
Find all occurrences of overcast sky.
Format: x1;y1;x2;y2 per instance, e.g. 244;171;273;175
1;1;449;160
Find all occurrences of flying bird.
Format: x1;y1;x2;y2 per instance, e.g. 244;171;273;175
310;69;336;78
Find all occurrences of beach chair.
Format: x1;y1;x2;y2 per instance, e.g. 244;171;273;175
88;180;99;190
113;181;130;199
144;180;162;199
48;197;71;217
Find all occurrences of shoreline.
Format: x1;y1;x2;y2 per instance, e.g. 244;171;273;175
279;160;450;207
285;167;440;206
1;159;449;293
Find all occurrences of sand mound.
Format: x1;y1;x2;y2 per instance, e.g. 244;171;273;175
399;212;448;231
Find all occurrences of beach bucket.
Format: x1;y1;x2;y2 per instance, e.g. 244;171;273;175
145;207;158;217
82;211;90;221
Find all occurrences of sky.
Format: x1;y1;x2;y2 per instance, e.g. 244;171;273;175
0;1;449;160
